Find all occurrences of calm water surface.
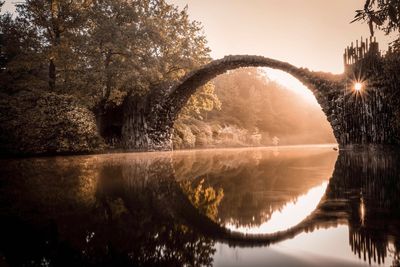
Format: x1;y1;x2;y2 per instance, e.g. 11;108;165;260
0;145;399;266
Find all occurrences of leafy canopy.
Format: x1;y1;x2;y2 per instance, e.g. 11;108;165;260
353;0;400;50
0;0;213;109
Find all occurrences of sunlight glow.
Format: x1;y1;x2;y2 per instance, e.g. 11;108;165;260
225;181;328;234
359;196;365;226
354;82;363;92
262;68;319;105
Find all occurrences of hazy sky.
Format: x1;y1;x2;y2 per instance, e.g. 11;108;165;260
167;0;392;74
3;0;391;103
2;0;392;73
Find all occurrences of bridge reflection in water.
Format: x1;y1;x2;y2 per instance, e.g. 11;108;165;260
0;146;399;266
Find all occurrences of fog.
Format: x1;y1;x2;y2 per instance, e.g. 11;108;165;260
173;67;336;149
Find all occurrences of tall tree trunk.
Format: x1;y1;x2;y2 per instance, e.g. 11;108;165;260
49;58;56;90
104;49;112;100
49;0;60;90
95;50;114;141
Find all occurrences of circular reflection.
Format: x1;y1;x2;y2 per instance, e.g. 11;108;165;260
173;145;337;235
224;181;328;234
2;147;400;267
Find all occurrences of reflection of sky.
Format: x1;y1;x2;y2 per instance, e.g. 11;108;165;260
214;226;395;267
224;181;328;234
173;145;338;228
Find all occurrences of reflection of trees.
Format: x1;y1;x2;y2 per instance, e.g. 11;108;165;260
94;158;219;266
174;148;337;227
180;179;224;221
328;149;400;267
173;148;400;265
2;148;400;266
349;228;390;265
0;155;219;266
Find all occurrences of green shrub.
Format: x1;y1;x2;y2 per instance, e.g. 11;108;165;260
0;90;105;155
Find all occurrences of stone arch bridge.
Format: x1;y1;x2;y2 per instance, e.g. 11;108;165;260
121;55;394;150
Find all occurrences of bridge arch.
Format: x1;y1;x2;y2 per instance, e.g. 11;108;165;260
167;55;339;112
152;55;343;149
123;54;395;151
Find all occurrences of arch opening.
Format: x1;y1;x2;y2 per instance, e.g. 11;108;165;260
116;55;349;151
171;62;338;150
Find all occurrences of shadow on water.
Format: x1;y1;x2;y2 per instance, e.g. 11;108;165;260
0;146;399;266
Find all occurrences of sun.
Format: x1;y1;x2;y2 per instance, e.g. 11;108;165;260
354;82;363;92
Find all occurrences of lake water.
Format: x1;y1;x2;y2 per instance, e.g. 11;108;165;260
0;145;399;266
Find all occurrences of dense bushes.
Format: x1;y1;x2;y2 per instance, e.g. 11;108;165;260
173;117;264;149
0;91;104;155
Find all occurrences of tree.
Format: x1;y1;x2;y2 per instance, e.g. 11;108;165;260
0;0;218;152
353;0;400;50
0;1;6;71
13;1;90;90
0;8;47;92
79;0;212;148
178;82;221;119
